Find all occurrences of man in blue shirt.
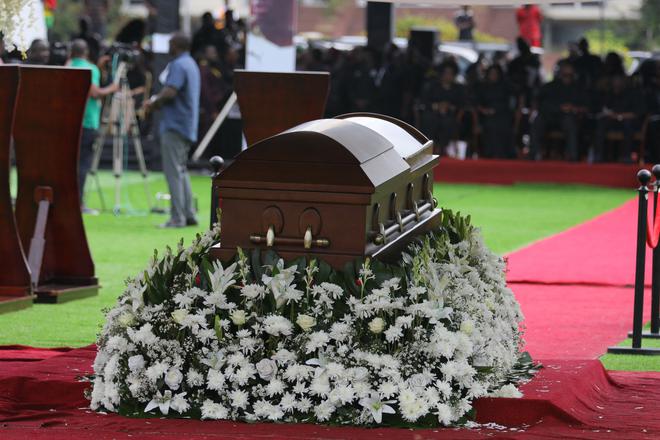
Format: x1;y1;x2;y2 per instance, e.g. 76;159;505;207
144;32;201;228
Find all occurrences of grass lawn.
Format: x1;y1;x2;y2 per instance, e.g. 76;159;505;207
0;172;645;370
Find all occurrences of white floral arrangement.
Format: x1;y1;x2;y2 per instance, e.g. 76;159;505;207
0;0;34;52
90;211;535;427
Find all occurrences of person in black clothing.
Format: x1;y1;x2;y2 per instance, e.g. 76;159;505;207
476;64;516;158
373;44;405;118
75;16;102;63
641;60;660;162
530;62;586;161
574;38;602;90
507;37;542;109
400;47;429;125
594;74;645;163
192;12;225;60
454;6;475;42
345;47;377;113
418;61;467;155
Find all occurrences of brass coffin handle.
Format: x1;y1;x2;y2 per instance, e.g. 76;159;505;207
372;200;434;245
250;227;330;249
304;226;313;249
266;225;275;247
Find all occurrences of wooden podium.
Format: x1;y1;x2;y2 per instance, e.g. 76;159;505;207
234;70;330;145
0;66;33;312
12;66;99;303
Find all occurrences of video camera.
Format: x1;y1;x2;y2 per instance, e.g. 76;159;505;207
106;42;141;66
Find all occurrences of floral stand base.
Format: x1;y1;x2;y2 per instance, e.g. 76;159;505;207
91;211;535;427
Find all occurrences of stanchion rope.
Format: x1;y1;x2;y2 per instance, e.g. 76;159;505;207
647;195;660;248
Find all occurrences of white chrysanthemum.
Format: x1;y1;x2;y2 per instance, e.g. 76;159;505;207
314;400;336;422
170;392;190;413
378;381;398;398
201;399;228;420
280;393;297;413
263;315;293;337
128;323;158;346
266;379;285;396
230;389;249;409
240;284;267;300
328;384;355;405
309;375;331;397
272;349;297;364
297;397;313;412
436;402;454;426
489;384;523;398
305;331;330;353
328;322;351;341
384;325;403;343
207;369;226;391
187;369;204;387
145;361;169;383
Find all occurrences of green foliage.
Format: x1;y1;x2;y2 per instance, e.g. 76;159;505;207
583;28;631;67
620;0;660;50
395;14;505;43
50;0;83;41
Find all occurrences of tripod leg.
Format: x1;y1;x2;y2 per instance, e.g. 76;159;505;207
112;105;123;216
89;99;113;212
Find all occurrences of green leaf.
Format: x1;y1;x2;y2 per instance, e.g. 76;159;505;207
250;248;264;281
214;315;223;340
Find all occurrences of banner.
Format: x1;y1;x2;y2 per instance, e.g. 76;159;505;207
245;0;297;72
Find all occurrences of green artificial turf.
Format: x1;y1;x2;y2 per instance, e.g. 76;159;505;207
600;323;660;371
0;174;640;373
435;183;634;253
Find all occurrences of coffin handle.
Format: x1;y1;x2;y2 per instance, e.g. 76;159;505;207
266;225;275;247
304;226;313;249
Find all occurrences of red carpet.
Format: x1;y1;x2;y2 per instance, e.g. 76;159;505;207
507;199;651;288
514;283;650;360
434;158;645;188
2;198;658;438
2;347;660;439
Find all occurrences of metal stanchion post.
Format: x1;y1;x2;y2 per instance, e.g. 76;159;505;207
630;165;660;339
650;165;660;335
632;170;650;349
209;156;225;229
609;169;660;355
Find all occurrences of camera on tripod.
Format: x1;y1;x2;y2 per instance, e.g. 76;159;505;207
106;42;141;66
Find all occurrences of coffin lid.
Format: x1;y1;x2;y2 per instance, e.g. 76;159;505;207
217;113;431;194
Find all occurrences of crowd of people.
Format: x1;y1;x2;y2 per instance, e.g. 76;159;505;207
296;36;659;163
2;10;659;167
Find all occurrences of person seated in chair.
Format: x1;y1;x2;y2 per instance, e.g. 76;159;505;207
593;74;645;163
529;62;586;161
475;64;516;158
418;61;467;155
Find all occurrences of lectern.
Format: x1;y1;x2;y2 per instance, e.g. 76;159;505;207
0;66;32;312
12;66;100;303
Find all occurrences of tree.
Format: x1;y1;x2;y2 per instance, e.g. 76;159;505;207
621;0;660;50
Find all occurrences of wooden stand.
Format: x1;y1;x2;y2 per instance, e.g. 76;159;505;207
234;70;329;145
0;66;33;313
12;66;99;303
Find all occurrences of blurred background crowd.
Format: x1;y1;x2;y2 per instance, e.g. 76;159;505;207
0;0;659;165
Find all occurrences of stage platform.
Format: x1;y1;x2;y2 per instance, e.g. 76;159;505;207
1;346;659;439
434;158;645;188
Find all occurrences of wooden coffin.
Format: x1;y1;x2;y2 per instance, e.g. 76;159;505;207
211;113;440;269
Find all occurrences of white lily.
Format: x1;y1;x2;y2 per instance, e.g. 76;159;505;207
145;390;173;415
359;393;396;424
209;261;237;294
